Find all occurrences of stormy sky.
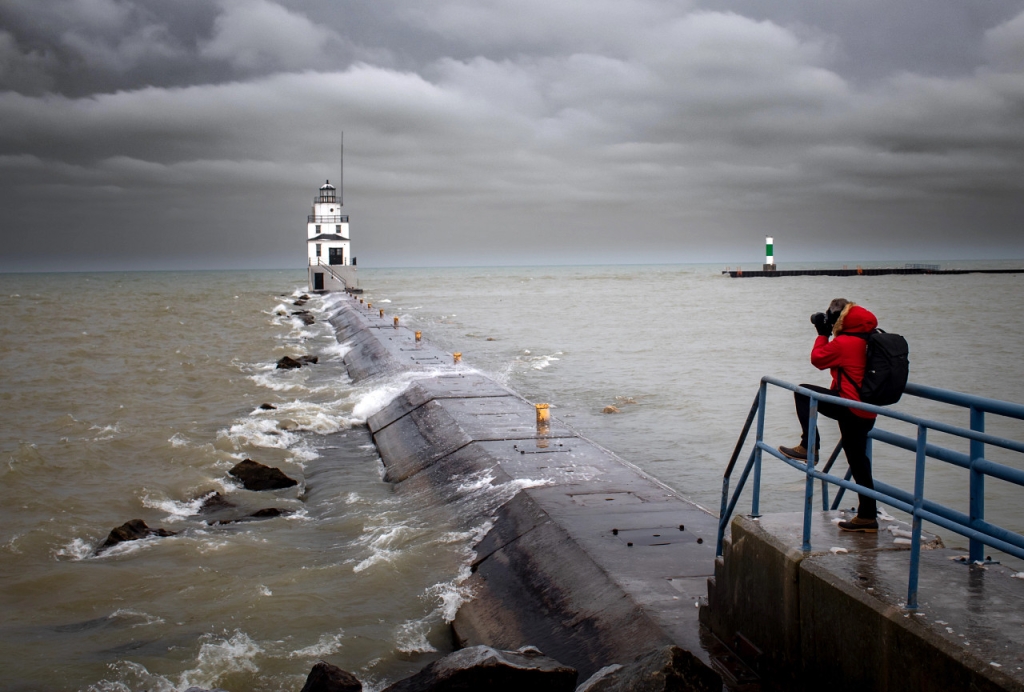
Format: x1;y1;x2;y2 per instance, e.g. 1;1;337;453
1;1;1023;271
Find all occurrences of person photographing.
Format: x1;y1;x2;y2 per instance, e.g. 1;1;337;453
780;298;880;532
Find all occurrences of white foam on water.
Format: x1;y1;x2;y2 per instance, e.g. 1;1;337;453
351;379;413;422
109;608;166;628
142;490;211;522
196;538;231;554
168;433;190;448
89;422;122;441
270;399;357;435
219;418;300;451
178;630;263;690
353;524;430;573
248;369;310;393
349;367;465;422
426;563;475;623
394;618;437;654
289;630;345;658
258;584;272;596
54;537;94;561
86;661;176;692
321;340;354;359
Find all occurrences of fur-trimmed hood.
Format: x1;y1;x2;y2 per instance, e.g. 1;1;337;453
833;302;877;336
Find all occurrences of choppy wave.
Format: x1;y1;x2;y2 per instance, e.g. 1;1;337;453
179;630;263;690
290;630;345;658
141;490;212;523
394;618;437;654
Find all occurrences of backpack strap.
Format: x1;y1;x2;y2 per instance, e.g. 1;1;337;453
834;330;873;393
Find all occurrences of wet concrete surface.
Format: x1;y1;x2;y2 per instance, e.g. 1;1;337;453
707;511;1024;691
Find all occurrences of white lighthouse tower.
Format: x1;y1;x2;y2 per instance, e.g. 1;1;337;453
307;179;358;292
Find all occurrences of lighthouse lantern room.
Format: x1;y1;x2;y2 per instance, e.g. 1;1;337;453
307;179;358;292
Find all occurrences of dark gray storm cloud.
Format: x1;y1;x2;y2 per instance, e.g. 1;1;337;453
1;0;1022;270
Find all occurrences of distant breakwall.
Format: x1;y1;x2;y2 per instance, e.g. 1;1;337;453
723;267;1024;278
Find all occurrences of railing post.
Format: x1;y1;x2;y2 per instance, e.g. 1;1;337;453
907;424;928;610
802;396;819;551
969;406;985;563
751;381;767;517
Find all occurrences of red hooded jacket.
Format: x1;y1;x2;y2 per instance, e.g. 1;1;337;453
810;304;878;419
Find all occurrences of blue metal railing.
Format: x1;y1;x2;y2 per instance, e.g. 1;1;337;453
716;377;1024;609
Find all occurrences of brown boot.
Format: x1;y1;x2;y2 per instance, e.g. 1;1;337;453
779;444;807;461
838;516;879;533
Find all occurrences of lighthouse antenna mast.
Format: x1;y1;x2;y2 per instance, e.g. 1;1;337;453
339;131;344;207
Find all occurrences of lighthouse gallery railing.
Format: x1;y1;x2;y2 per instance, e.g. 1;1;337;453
716;378;1024;610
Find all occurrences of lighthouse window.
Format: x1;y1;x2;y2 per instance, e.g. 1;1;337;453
335;225;341;234
315;243;322;257
315;224;321;233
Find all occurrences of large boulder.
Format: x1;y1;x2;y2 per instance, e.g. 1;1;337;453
229;459;298;491
211;507;294;525
277;355;319;369
300;661;362;692
96;519;175;555
196;491;236;514
573;646;721;692
382;645;577;692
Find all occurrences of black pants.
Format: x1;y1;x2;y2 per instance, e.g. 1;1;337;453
794;384;877;520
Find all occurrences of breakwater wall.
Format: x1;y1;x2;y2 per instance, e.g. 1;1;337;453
327;297;725;685
723;268;1024;278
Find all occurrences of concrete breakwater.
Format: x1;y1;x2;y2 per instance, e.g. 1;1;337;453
327;297;726;685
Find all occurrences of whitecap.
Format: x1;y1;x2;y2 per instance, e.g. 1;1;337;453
353;524;429;573
219;418;300;451
394;618;437;654
248;370;308;393
426;564;475;623
178;630;262;690
89;422;122;441
85;660;176;692
290;630;345;658
321;340;354;359
54;537;94;561
168;433;190;448
142;491;210;523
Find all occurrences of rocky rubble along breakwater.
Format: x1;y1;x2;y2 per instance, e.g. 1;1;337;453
94;458;299;553
183;644;716;692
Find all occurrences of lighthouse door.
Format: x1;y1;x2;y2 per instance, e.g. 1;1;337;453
328;248;344;265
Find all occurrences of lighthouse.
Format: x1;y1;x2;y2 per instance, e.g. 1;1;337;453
307;180;358;292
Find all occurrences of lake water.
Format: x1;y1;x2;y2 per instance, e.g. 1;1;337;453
1;264;1022;690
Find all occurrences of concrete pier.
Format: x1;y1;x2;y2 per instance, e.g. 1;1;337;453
703;512;1024;691
328;295;1024;691
723;267;1024;278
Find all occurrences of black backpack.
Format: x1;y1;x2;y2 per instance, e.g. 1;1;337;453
846;329;910;406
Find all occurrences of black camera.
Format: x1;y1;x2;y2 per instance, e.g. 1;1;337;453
810;312;832;329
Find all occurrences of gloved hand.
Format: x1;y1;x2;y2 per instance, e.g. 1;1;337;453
810;312;832;337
